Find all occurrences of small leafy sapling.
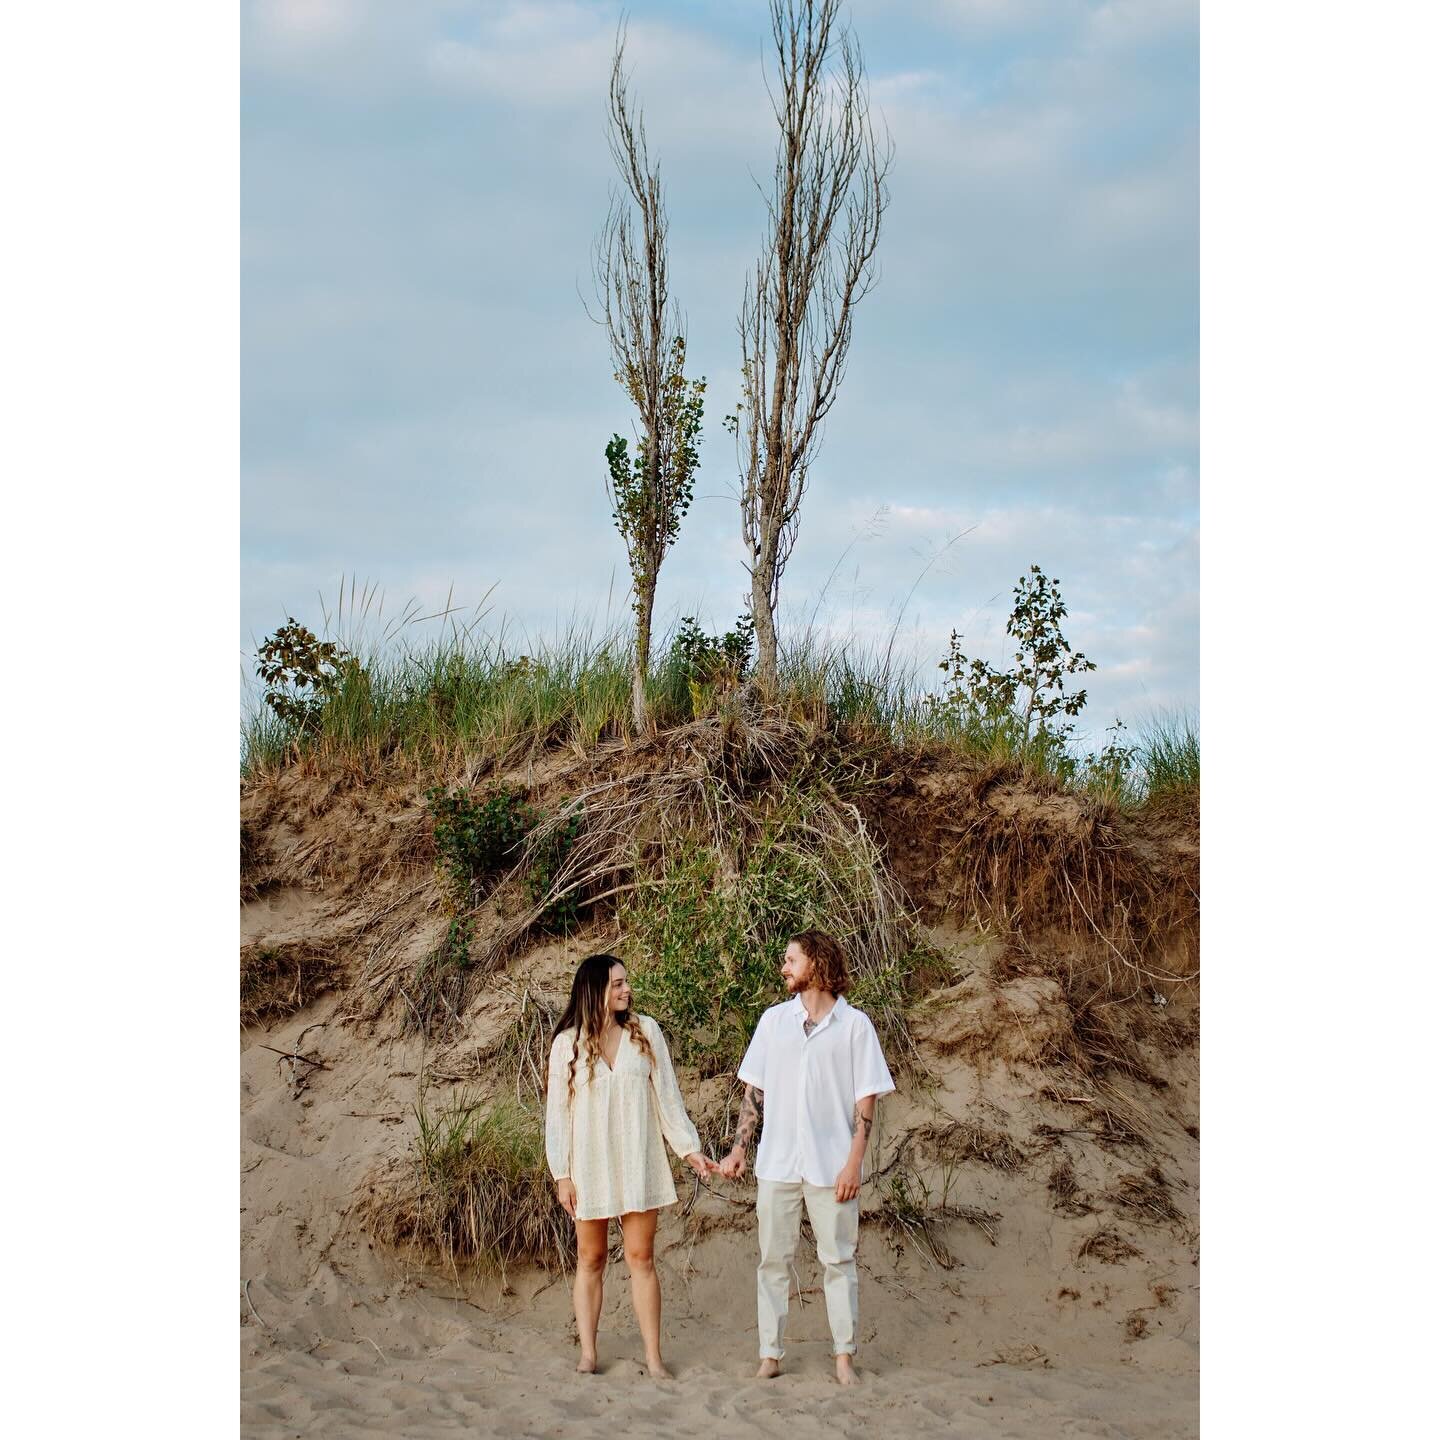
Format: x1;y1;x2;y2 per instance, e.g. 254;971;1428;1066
1083;717;1140;797
936;566;1097;759
256;618;351;731
605;340;706;691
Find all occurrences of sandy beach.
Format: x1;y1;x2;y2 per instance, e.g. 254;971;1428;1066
242;926;1197;1438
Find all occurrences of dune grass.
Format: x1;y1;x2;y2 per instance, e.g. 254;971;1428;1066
240;615;935;774
241;597;1197;809
1135;713;1201;801
359;1091;573;1276
239;939;340;1027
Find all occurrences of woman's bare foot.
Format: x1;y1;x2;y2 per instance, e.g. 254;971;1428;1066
755;1358;781;1379
576;1353;598;1375
646;1356;673;1380
835;1354;858;1386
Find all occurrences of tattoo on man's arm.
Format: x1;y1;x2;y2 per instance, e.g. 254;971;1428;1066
853;1101;874;1145
734;1086;763;1152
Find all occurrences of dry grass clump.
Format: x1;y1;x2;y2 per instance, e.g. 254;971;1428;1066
240;939;342;1026
421;983;563;1095
359;1092;573;1277
867;1116;1028;1200
861;1118;1020;1264
870;758;1196;944
680;1210;755;1244
871;1166;1002;1269
240;820;271;901
944;933;1189;1150
239;765;436;900
1107;1163;1186;1228
471;985;560;1104
873;767;1196;1146
1156;1004;1200;1051
1077;1224;1143;1265
400;928;474;1037
1037;1063;1153;1139
1048;951;1188;1079
469;711;920;1068
1047;1158;1094;1216
983;1342;1051;1368
906;1119;1028;1172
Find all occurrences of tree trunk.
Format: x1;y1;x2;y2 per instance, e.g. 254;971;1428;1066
632;590;653;733
750;557;779;696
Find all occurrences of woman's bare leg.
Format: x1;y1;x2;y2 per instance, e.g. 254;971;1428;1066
620;1209;669;1377
573;1218;609;1372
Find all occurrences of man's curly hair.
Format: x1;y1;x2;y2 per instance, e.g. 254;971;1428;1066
790;929;849;996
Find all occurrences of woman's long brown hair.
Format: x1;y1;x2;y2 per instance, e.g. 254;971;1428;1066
554;953;653;1099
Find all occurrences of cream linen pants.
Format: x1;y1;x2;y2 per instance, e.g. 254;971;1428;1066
755;1180;860;1358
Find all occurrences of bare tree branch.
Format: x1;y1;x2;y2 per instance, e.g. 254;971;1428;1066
734;1;892;693
592;25;705;731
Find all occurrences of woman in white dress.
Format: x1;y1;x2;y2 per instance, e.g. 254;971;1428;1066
545;953;714;1377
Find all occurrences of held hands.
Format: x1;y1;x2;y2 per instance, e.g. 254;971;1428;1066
834;1160;862;1203
556;1178;577;1218
685;1151;719;1179
717;1146;747;1182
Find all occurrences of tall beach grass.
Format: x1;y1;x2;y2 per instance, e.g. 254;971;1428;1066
241;586;1197;807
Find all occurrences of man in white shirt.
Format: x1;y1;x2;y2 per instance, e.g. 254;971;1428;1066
718;929;895;1385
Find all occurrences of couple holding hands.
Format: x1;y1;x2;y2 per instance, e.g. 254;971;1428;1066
544;929;895;1384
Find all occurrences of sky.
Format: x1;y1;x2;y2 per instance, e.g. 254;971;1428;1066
241;0;1198;740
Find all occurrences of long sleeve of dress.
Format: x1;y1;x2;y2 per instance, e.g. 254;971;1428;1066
643;1017;701;1160
545;1031;574;1180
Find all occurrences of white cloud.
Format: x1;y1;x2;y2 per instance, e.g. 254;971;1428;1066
425;2;616;107
1086;0;1196;54
919;1;1088;35
253;0;364;45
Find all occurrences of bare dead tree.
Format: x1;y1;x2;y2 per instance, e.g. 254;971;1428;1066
594;30;705;732
732;0;892;694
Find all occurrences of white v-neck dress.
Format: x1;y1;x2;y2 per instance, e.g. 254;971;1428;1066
545;1014;702;1221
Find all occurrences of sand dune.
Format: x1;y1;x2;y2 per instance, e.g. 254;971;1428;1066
242;757;1198;1437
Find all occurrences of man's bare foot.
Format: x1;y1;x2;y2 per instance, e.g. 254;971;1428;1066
646;1357;673;1380
576;1353;598;1374
755;1358;781;1379
835;1354;858;1386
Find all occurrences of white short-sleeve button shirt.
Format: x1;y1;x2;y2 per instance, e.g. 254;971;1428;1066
737;994;895;1186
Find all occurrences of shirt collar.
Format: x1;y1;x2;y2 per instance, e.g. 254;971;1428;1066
789;992;848;1034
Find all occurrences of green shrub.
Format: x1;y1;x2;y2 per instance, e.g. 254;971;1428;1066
658;613;755;718
426;784;535;899
667;613;754;684
622;809;915;1076
525;807;584;934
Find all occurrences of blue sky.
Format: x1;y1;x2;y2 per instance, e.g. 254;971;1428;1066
242;0;1198;738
